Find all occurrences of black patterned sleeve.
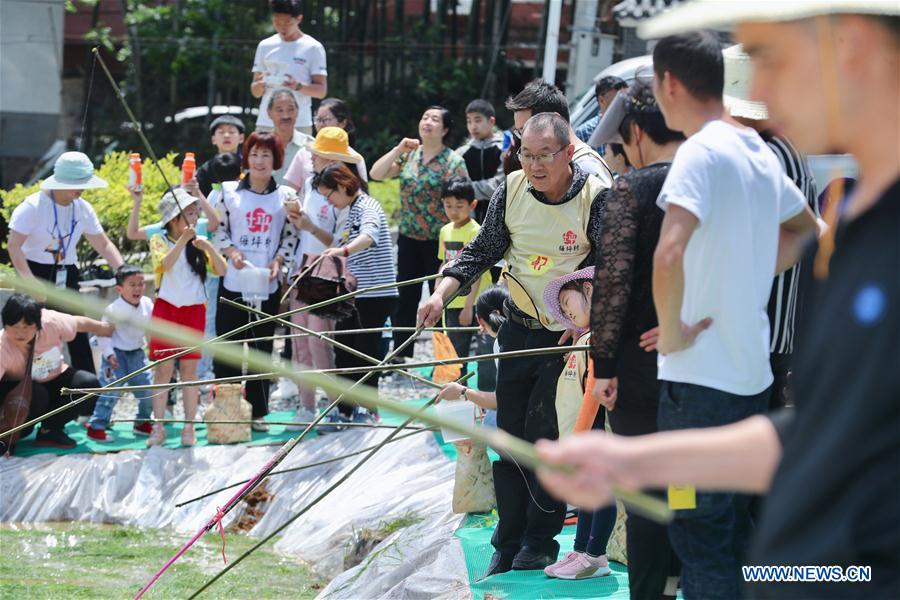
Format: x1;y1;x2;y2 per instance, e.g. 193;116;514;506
590;176;640;378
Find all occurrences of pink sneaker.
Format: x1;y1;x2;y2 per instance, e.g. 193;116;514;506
544;551;584;578
553;552;611;580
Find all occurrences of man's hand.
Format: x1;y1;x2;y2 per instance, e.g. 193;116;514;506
283;74;304;93
459;306;474;327
436;382;465;403
536;432;638;509
639;326;660;352
106;354;120;371
417;293;444;327
657;318;712;355
592;377;618;411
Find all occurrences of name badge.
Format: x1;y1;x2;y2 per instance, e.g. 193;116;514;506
55;267;68;288
668;484;697;510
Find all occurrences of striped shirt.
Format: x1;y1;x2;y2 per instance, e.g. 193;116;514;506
765;134;820;355
338;193;398;298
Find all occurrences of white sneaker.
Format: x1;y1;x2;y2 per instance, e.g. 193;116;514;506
251;419;270;432
75;415;90;426
270;378;299;402
286;407;317;431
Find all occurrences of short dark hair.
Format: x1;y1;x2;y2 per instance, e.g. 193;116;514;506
115;264;144;286
523;112;570;147
607;143;632;167
442;177;475;202
269;0;303;17
424;105;453;138
210;152;242;184
243;131;285;171
618;80;686;146
505;79;569;121
1;293;42;330
313;162;361;196
465;99;495;120
595;76;627;99
652;31;724;102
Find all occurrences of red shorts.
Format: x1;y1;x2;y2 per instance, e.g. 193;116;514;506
148;297;206;360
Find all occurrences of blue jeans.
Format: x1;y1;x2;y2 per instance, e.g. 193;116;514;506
89;348;154;429
657;381;770;600
198;274;220;378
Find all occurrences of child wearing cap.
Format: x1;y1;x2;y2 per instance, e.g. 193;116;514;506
541;267;616;581
145;188;227;447
196;115;246;197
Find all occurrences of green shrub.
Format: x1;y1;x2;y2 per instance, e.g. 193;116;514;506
1;152;182;269
368;179;400;227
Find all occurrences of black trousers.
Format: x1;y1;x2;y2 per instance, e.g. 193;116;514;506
768;353;792;411
0;368;96;442
214;283;280;418
491;320;567;557
334;295;397;417
392;235;441;359
606;338;680;600
27;261;97;415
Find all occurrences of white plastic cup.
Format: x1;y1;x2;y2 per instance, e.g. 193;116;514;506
238;263;270;303
435;400;475;443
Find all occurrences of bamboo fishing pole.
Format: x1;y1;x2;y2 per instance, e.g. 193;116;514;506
112;418;431;431
2;276;671;526
162;325;480;350
186;374;471;599
0;272;440;441
175;428;429;509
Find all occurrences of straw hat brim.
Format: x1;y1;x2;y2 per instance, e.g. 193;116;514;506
639;0;900;39
41;174;109;191
542;266;596;332
724;95;770;121
306;144;363;164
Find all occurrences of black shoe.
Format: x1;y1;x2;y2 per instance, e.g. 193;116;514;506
478;551;514;581
34;428;77;449
511;545;557;571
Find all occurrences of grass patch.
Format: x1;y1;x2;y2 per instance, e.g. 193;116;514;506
0;522;325;599
368;179;401;227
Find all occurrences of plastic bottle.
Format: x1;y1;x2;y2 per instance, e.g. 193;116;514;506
129;153;143;191
181;152;196;185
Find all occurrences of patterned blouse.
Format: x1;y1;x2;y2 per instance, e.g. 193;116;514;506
397;145;468;241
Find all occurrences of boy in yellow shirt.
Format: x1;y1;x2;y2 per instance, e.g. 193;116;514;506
438;177;492;368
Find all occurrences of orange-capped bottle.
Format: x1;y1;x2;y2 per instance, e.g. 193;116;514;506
129;153;143;191
181;152;196;185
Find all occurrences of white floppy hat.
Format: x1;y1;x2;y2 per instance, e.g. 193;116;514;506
639;0;900;39
158;188;198;226
723;44;769;121
41;152;109;191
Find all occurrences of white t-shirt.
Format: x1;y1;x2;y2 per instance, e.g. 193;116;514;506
97;295;154;357
656;120;806;396
9;191;104;265
291;179;343;274
151;234;208;307
252;33;327;129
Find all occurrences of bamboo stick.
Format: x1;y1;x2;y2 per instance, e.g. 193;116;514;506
112;418;431;431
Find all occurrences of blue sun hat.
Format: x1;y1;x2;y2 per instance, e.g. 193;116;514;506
542;266;596;332
40;152;109;190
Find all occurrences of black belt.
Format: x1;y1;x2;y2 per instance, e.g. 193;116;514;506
503;299;545;330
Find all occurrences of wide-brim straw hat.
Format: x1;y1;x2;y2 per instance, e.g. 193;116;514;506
542;267;596;333
158;187;199;226
723;44;769;121
41;151;109;191
639;0;900;39
306;127;363;164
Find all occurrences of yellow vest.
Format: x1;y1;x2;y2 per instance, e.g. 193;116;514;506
556;332;592;437
502;169;607;330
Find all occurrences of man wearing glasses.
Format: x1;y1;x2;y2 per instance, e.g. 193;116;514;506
418;112;611;578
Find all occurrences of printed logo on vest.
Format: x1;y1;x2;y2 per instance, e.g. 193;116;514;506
246;207;272;233
528;254;553;272
559;230;580;254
